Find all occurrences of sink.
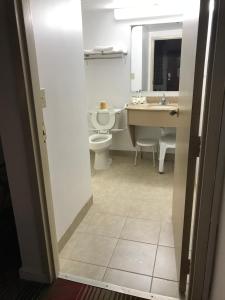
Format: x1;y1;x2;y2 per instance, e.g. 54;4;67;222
148;104;177;110
126;102;178;111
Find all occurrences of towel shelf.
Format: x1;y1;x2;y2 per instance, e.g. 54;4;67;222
84;51;127;60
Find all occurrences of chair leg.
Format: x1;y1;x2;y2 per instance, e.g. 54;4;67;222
140;146;143;159
159;143;167;173
134;146;138;166
152;146;156;168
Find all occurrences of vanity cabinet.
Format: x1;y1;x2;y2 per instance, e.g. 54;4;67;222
126;103;179;146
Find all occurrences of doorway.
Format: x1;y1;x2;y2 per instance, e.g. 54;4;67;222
8;0;220;298
55;0;209;299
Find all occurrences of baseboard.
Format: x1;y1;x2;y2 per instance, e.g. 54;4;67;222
110;150;135;157
110;149;175;161
58;195;93;252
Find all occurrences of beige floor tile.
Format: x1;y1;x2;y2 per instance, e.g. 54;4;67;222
82;207;97;223
128;200;162;221
92;200;131;217
153;246;178;281
66;232;117;266
60;259;106;281
60;241;75;260
151;278;179;298
104;269;152;292
109;240;157;276
76;221;89;233
85;213;126;238
159;221;175;247
120;218;160;244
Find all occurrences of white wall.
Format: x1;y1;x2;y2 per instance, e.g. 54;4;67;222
30;0;92;241
131;26;143;92
82;9;179;151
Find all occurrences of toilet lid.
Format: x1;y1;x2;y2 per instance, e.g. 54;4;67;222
91;110;116;131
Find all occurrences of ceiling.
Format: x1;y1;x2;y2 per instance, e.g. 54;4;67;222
81;0;184;12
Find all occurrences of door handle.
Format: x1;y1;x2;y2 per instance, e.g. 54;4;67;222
169;109;179;117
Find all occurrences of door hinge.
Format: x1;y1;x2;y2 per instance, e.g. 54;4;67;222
192;135;201;158
42;122;47;143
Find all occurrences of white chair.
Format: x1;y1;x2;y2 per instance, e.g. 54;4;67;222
159;133;176;173
134;138;157;167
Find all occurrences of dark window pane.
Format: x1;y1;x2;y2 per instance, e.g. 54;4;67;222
153;39;182;91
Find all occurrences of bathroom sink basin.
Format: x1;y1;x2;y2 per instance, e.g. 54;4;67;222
126;103;178;111
148;104;178;111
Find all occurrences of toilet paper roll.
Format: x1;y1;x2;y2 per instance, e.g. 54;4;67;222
100;101;108;109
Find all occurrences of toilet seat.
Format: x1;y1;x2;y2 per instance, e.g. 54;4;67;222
91;110;115;131
89;133;112;145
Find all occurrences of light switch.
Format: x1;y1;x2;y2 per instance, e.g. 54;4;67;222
40;88;46;108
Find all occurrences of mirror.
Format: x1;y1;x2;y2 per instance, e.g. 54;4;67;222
131;23;182;92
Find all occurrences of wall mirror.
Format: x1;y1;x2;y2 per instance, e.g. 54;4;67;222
130;23;182;92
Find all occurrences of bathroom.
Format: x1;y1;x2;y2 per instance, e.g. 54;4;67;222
28;0;203;299
60;1;180;298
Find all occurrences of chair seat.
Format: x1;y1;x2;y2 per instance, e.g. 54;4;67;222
159;134;176;148
136;138;157;147
134;139;157;167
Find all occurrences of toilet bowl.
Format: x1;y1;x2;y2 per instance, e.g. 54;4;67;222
89;109;116;170
89;134;112;170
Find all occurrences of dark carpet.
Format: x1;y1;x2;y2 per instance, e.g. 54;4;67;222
43;279;145;300
0;278;47;300
0;278;148;300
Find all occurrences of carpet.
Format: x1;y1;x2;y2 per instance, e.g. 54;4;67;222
43;279;145;300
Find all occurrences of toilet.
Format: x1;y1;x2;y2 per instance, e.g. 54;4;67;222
89;109;116;170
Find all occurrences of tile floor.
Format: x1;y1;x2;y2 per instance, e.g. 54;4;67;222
60;154;179;298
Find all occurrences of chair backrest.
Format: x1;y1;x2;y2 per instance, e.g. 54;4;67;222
160;127;176;137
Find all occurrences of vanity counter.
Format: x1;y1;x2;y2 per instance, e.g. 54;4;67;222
126;102;178;112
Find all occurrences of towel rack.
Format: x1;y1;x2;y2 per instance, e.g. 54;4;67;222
84;51;127;60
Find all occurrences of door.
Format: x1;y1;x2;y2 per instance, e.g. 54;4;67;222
172;0;211;294
14;0;59;279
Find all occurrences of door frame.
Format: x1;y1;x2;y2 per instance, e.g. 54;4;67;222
0;0;58;282
14;0;60;281
2;0;225;298
189;0;225;299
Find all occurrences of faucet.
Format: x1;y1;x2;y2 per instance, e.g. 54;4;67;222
159;93;167;105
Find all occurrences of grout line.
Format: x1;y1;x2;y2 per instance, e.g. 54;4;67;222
104;215;129;279
150;241;160;293
103;266;153;278
60;257;179;284
59;257;108;268
118;237;159;246
152;276;179;283
71;224;175;248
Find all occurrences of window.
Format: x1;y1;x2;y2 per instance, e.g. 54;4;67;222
153;39;182;91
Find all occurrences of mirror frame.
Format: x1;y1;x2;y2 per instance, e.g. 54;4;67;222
130;24;182;94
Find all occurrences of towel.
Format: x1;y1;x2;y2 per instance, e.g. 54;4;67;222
84;47;128;55
84;49;96;54
94;46;114;52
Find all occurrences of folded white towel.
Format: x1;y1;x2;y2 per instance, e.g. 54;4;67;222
94;46;114;51
84;47;128;55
